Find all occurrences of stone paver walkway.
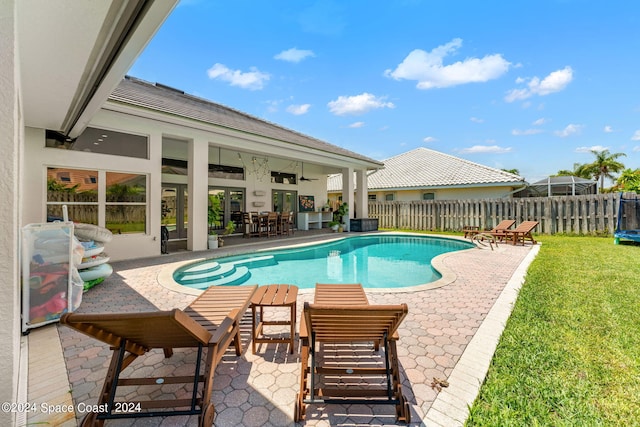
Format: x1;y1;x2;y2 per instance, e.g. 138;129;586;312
31;232;537;426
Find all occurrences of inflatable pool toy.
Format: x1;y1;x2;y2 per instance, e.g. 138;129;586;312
80;241;105;257
78;253;110;269
83;277;105;291
74;223;113;243
78;263;113;282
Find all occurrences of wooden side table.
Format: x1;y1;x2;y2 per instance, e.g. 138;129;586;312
251;284;299;354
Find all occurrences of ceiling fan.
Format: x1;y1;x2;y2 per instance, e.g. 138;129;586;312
299;162;318;182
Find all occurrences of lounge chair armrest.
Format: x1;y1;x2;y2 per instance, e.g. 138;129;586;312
208;314;237;344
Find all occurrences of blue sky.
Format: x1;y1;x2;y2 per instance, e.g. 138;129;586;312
130;0;640;183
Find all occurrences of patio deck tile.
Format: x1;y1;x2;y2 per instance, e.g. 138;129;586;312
25;231;537;426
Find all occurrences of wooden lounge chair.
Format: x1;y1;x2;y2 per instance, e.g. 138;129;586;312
295;283;410;423
503;220;539;245
464;219;515;240
60;285;257;427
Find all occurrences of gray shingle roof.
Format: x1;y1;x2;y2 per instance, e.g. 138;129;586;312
108;76;382;166
328;147;524;191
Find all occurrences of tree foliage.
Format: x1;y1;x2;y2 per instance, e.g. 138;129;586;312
582;149;626;191
613;168;640;193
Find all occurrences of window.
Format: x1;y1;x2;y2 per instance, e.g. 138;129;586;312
271;171;297;184
385;193;395;201
47;167;98;224
46;168;148;234
162;158;245;180
106;173;147;234
210;164;245;180
422;192;435;200
46;128;149;159
368;194;377;201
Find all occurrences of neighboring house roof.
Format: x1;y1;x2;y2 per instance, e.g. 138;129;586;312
328;147;524;191
108;76;383;167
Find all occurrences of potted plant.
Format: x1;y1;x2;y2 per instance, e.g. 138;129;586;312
208;194;222;249
219;221;236;246
328;220;340;232
336;202;349;231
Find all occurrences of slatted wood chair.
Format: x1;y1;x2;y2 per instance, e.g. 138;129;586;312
503;220;539;245
295;283;411;423
486;219;517;241
267;211;279;237
60;285;257;427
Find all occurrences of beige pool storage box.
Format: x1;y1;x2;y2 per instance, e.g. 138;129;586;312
21;222;83;333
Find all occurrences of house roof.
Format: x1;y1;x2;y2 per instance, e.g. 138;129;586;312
108;76;383;167
328;147;524;191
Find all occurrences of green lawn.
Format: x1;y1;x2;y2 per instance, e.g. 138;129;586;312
467;235;640;426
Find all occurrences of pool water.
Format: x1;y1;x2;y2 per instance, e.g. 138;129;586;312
173;234;473;290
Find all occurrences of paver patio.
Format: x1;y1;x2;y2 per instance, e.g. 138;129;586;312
27;232;537;426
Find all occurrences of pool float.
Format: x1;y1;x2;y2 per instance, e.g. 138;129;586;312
83;277;105;291
80;241;105;257
78;253;110;269
74;223;113;243
78;263;113;282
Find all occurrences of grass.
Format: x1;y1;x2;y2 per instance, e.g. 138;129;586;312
466;235;640;426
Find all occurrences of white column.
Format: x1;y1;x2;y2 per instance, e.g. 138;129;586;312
341;166;354;231
187;138;208;251
0;0;22;423
355;169;368;218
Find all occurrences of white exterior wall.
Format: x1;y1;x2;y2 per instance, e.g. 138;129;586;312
23;108;333;261
0;0;22;424
367;185;517;202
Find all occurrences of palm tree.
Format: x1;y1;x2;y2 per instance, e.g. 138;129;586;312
501;168;520;176
582;149;626;191
554;163;591;179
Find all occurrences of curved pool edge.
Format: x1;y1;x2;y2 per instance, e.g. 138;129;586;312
157;231;479;295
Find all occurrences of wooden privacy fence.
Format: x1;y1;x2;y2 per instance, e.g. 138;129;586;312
368;193;627;235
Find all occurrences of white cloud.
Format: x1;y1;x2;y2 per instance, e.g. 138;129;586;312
634;146;640;152
470;117;484;123
631;130;640;141
274;48;315;63
286;104;311;115
554;123;583;137
533;118;546;126
384;38;511;89
348;121;365;128
505;66;573;102
576;145;608;153
604;125;614;133
512;128;543;136
327;93;395;116
423;136;437;143
207;63;270;90
458;145;512;154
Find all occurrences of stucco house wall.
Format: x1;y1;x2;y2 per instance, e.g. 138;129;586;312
0;0;22;423
23;101;340;262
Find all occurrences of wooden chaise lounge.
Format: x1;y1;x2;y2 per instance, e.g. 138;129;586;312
503;220;539;245
295;283;410;423
60;285;257;427
464;219;515;240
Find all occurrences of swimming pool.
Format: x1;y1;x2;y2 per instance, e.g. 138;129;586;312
173;234;473;290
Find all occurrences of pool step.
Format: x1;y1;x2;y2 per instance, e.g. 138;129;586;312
177;261;222;277
177;263;237;284
234;255;277;268
187;266;251;289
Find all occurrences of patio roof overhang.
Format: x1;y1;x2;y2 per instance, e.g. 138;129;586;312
101;81;384;174
18;0;178;138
